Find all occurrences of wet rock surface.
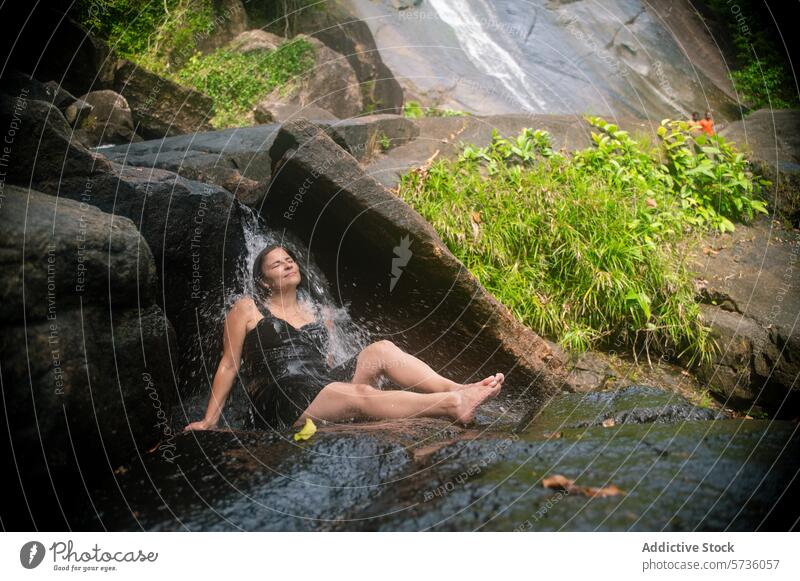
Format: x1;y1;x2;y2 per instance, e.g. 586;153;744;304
340;0;739;119
692;217;799;416
64;386;798;531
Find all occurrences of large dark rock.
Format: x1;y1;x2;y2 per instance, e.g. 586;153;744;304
0;71;78;110
255;35;363;120
73;90;140;146
257;119;566;399
317;114;419;161
0;93;113;184
194;0;249;54
0;186;176;529
291;3;404;114
0;185;156;321
0;89;250;397
114;59;214;139
1;8;117;97
100;123;283;205
49;165;250;395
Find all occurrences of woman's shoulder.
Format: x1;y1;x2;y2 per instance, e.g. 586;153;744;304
228;295;263;322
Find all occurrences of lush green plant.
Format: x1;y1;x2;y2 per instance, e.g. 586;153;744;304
402;100;469;119
175;40;315;127
581;117;768;233
72;0;215;74
703;0;797;109
397;117;769;362
730;61;796;110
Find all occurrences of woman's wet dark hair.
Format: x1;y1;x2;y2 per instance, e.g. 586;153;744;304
252;244;306;303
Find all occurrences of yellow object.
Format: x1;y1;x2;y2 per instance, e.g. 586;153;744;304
293;418;317;441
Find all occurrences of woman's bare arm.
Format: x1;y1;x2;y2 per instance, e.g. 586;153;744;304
183;299;251;431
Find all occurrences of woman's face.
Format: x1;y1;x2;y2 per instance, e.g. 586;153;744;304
260;247;301;294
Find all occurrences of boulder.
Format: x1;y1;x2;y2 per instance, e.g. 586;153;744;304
720;109;800;165
3;10;117;97
257;120;566;398
253;101;339;124
99;124;283;205
0;90;250;396
114;59;214;139
64;98;94;126
73;90;140;146
194;0;250;54
291;5;404;114
0;185;157;322
227;29;284;53
256;35;362;121
316;114;419;161
0;186;176;526
0;93;113;185
0;71;78;110
50;164;249;396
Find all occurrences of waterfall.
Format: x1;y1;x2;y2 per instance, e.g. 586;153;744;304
428;0;546;111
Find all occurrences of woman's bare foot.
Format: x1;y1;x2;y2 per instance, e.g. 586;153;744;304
451;381;502;424
451;372;505;392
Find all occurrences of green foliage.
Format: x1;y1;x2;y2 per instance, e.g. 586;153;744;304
72;0;316;128
581;116;768;233
397;117;769;362
703;0;798;109
72;0;215;75
730;62;796;110
403;100;469;119
175;40;315;127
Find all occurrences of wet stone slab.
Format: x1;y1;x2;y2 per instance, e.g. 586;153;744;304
70;387;799;531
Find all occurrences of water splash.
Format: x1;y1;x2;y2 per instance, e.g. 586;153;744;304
234;205;370;366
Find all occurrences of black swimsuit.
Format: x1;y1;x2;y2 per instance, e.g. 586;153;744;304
241;299;359;430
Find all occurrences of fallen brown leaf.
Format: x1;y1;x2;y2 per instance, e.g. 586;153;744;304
541;473;625;498
543;431;563;439
542;474;573;491
471;210;482;224
601;418;616;428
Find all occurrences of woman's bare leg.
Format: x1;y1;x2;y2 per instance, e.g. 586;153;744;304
293;381;501;427
350;340;505;393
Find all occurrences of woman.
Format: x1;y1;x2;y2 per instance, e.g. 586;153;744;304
183;244;504;432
